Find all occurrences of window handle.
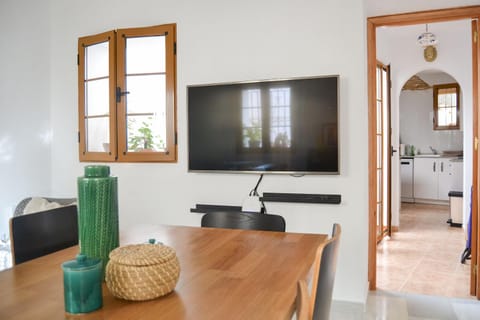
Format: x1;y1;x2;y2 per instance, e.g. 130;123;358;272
116;87;130;103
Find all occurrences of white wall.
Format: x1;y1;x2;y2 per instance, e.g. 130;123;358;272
400;89;463;154
377;19;472;227
399;72;463;155
45;0;369;303
3;0;476;305
0;0;53;238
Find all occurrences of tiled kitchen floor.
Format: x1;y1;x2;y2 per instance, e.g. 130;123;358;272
377;203;472;299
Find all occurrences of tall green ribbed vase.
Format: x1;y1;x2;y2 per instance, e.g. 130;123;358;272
77;165;119;278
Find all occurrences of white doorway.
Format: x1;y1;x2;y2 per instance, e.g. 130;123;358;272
377;21;472;299
367;7;480;298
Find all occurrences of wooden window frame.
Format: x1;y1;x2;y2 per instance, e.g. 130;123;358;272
433;82;460;130
78;24;177;163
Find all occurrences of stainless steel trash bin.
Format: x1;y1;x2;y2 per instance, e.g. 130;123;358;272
448;191;463;227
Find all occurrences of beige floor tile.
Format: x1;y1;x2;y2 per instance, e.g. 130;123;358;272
400;279;448;296
377;203;472;299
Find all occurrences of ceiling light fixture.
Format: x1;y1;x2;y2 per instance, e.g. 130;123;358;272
417;24;438;62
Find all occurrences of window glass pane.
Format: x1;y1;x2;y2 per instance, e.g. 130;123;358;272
126;75;166;114
438;107;456;126
86;42;109;79
126;36;166;74
86;117;109;152
270;88;291;148
438;94;446;107
127;115;166;152
242;89;262;148
86;79;109;116
449;107;457;125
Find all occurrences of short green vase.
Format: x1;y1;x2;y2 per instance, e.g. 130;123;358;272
77;165;119;278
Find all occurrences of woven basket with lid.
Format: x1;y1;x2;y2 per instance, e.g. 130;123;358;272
105;242;180;301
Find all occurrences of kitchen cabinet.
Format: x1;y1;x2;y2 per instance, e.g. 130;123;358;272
413;157;453;201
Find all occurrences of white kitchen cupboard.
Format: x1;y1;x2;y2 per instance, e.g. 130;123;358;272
413;157;452;201
438;160;453;200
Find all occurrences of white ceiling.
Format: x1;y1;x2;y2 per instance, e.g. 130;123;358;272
366;0;480;17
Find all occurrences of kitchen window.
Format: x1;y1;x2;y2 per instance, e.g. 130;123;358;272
433;83;459;130
78;24;177;162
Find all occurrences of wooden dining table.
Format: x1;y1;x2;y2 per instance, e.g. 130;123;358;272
0;224;326;320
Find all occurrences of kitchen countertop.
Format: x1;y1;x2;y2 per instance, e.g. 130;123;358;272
400;155;463;161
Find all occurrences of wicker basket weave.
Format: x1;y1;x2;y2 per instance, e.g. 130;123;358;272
105;243;180;301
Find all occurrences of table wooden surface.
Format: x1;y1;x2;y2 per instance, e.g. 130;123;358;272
0;224;326;320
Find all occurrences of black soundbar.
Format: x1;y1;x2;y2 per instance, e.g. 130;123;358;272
190;204;243;213
260;192;341;204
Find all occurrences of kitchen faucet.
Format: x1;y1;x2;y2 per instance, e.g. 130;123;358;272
429;146;438;154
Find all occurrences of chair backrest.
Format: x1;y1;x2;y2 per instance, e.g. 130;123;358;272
296;223;341;320
9;205;79;265
14;197;76;217
201;211;286;232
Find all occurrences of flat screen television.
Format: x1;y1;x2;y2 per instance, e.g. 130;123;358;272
187;75;339;174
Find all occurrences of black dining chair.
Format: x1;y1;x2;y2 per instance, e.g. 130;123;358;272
296;223;341;320
201;211;286;232
9;205;79;265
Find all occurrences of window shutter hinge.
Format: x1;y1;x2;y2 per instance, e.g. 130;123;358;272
77;54;79;66
474;264;478;276
475;137;479;151
174;42;177;55
474;30;478;44
116;87;130;103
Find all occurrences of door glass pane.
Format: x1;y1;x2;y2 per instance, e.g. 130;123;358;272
86;79;109;116
126;36;166;74
86;41;109;79
376;68;381;100
376;202;382;237
377;169;382;202
127;115;166;152
86;117;109;152
126;75;166;114
376;101;382;134
377;135;382;168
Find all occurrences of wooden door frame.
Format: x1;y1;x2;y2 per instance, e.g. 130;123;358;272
367;6;480;296
471;18;479;297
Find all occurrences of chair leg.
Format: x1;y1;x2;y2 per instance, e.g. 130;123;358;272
296;280;311;320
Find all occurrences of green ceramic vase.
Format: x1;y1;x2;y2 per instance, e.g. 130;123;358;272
77;165;119;278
